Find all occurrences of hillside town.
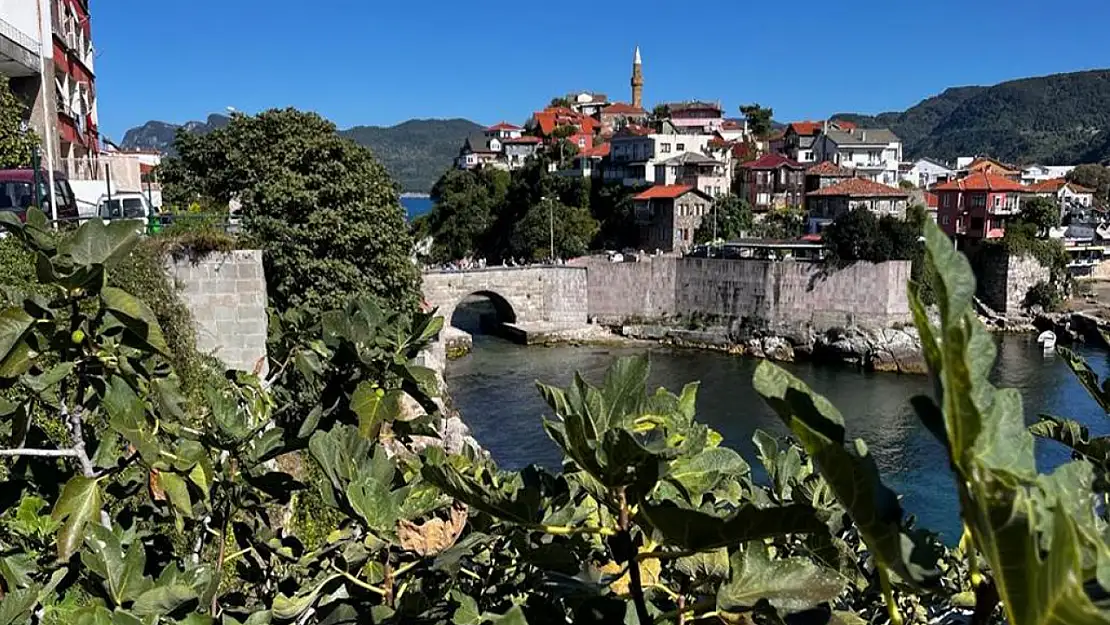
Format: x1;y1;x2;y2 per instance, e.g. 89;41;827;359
452;47;1108;283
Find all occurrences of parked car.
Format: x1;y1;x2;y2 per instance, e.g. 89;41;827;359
0;169;79;223
96;192;159;234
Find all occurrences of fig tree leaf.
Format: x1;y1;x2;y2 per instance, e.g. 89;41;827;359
717;543;845;614
51;476;101;561
639;501;825;551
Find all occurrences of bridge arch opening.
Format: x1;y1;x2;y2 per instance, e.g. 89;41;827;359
450;291;517;334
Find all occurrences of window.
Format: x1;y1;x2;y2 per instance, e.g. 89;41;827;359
970;194;986;208
993;195;1001;208
803;151;814;161
577;137;586;147
676;143;685;151
942;215;950;225
660;143;671;153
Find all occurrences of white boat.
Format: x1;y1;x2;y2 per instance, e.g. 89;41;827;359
1036;330;1057;351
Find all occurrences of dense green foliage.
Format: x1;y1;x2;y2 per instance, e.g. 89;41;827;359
834;69;1110;164
738;104;773;138
422;162;638;263
751;206;806;240
0;75;39;168
1019;196;1062;232
7;205;1110;624
160;108;420;312
123;115;484;193
823;209;920;263
693;195;753;243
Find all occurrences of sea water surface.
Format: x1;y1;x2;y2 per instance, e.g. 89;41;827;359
445;334;1110;540
401;196;432;219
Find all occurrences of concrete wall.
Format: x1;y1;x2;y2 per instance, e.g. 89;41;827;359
169;250;269;373
976;252;1050;315
579;256;912;332
422;266;589;327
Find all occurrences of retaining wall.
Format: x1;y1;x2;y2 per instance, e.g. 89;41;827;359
168;250;269;373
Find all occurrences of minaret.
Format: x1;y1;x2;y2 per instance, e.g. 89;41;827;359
631;46;643;110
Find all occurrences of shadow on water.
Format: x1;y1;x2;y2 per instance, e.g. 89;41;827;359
451;293;516;336
445;334;1110;542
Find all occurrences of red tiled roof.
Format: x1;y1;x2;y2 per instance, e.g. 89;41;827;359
487;121;523;131
721;119;745;130
634;184;697;200
806;178;910;198
924;191;938;208
707;136;731;148
965;157;1019;176
602;102;646;115
579;143;610;158
614;124;653;137
933;171;1028;192
740;153;803;170
833;120;856;131
787;121;823;136
806;161;854;177
1028;177;1094;194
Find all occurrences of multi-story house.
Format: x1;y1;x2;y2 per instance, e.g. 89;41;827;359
599;102;647;136
606;126;720;187
485;122;523;140
1029;178;1094;209
737;154;805;212
782;122;823;164
804;161;855;194
654;152;729;197
501;135;543;169
811;128;902;186
956;157;1021;181
665;101;724;134
632;184;713;253
528;106;600;145
899;158;955;189
566;91;609;117
805;178;910;234
562;143;609;178
717;119;748;143
1021;164;1076;186
934;171;1031;243
0;0;99;178
455;134;502;169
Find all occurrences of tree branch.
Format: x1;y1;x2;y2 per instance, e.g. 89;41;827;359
0;448;77;458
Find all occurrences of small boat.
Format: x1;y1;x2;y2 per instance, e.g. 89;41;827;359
1036;330;1057;351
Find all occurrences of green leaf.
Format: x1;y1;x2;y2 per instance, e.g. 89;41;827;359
1056;346;1110;412
350;381;402;439
51;476;102;561
104;376;160;461
597;355;650;431
81;524;151;606
638;501;825;551
421;448;540;525
72;606;114;625
401;364;438;398
675;548;729;582
347;476;400;534
0;554;36;590
1031;415;1110;470
58;218;139;267
666;446;749;502
450;590;481;625
753;362;940;588
414;313;444;344
0;585;38;625
272;574;339;620
717;544;845;614
0;306;34;378
101;286;170;355
489;606;529;625
130;583;198;616
159;471;194;523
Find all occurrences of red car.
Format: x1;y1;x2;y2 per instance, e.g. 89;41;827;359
0;169;80;223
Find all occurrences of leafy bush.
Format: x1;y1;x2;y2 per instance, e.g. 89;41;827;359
1023;280;1061;311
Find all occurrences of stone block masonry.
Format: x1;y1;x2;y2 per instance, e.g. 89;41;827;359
422;266;589;326
168;250;269;373
975;251;1050;316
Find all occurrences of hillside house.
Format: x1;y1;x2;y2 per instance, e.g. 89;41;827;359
1029;178;1095;209
606;125;719;186
934;171;1031;242
501;136;543;169
737;153;805;212
632;184;713;253
561;143;610;178
1021;164;1076;186
812;128;902;186
567;92;610;117
599;102;648;136
900;158;955;188
957;157;1021;181
654;152;729;197
456;134;503;169
804;161;856;193
665;101;725;134
486;122;523;140
805;178;909;233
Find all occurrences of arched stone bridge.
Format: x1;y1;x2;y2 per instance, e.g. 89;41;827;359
422;265;589;327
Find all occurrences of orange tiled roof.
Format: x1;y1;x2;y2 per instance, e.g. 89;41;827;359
933;171;1028;192
579;143;610;158
634;184;697;200
806;161;854;177
487;121;522;131
787;121;823;136
1028;177;1094;194
602;102;646;115
740;153;803;170
966;157;1019;176
806;177;909;198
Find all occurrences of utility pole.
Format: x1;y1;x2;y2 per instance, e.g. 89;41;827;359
36;0;58;222
548;197;555;262
713;202;718;242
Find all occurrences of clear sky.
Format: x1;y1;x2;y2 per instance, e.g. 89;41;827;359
94;0;1110;142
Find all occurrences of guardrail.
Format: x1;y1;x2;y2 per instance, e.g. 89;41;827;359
24;212;241;237
0;17;42;56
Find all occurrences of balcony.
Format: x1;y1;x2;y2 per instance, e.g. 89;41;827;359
0;17;41;77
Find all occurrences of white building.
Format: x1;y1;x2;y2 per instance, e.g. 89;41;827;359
606;126;725;187
899;158;955;189
1029;178;1095;209
812;128;903;186
1021;164;1076;186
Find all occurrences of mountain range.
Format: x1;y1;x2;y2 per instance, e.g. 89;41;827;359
120;68;1110;193
833;69;1110;165
120;115;482;193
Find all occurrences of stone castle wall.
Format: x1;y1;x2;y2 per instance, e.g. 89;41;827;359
976;252;1050;315
422;266;589;326
169;250;269;373
578;256;913;332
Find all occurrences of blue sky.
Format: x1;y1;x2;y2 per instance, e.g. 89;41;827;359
95;0;1110;142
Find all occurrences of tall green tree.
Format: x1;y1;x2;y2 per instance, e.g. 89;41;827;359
1020;195;1061;232
0;75;38;168
508;197;598;261
752;205;804;239
426;168;508;262
694;195;754;243
590;182;638;250
161;108;419;312
739;103;775;138
1067;164;1110;206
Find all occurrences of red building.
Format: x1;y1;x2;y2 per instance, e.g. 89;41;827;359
51;0;99;166
737;153;805;211
934;172;1031;242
